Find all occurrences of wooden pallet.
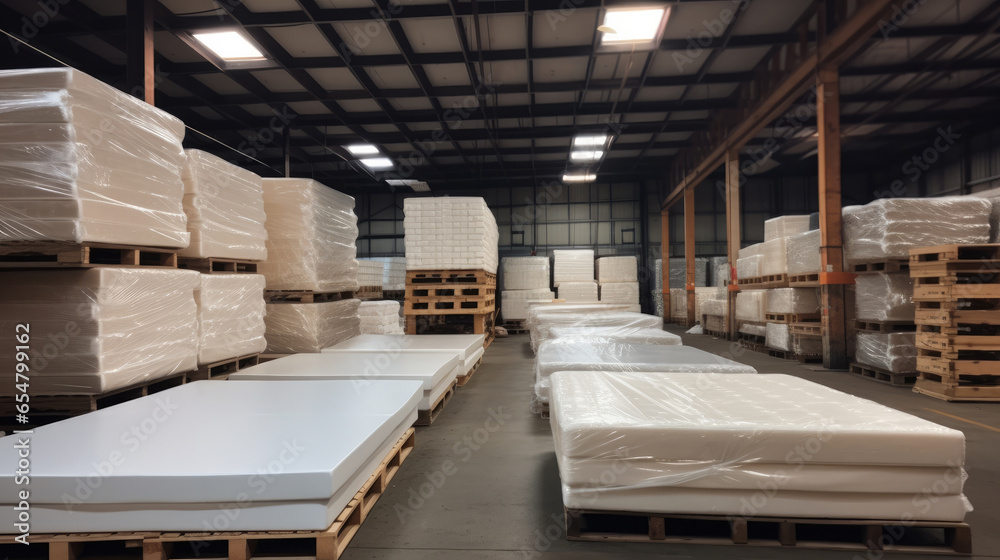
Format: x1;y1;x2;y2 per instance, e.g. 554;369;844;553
564;507;971;555
917;332;1000;352
913;283;1000;302
787;272;820;287
738;339;768;354
765;312;820;324
501;321;528;335
191;354;261;381
850;260;909;274
406;269;497;285
258;353;293;362
850;362;917;387
910;243;1000;263
737;331;766;346
790;322;824;337
355;286;383;300
0;429;416;560
914;377;1000;402
916;307;1000;327
0;241;178;268
177;257;259;274
415;381;457;426
855;320;916;333
456;356;484;387
703;328;727;338
736;273;789;289
918;369;1000;387
917;347;1000;376
406;284;495;298
383;289;405;300
404;296;496;314
405;312;494;337
264;290;355;304
768;348;823;363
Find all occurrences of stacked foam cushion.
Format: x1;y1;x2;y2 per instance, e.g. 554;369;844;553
735;290;768;323
502;288;556;321
531;311;665;353
552;250;594;287
322;333;486;377
0;269;198;394
264;299;361;353
595;256;637;283
259;178;359;291
767;288;820;314
357;259;385;289
0;380;422;532
598;282;639;306
699;299;727;332
855;273;914;321
358;300;404;335
0;68;189;248
550;371;970;521
177;149;267;260
857;332;917;373
403;197;498;273
547;326;680;347
502;256;550;289
674;288;726;322
367;257;406;291
786;229;821;275
764;215;811;241
195;274;266;364
558;282;598;303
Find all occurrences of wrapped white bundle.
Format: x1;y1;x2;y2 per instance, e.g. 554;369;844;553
404;197;499;273
0;268;198;394
700;299;726;317
736;255;762;278
553;250;594;286
260;179;359;291
548;326;678;347
738;243;762;260
708;256;729;287
368;256;406;290
177;150;267;260
596;256;637;283
739;323;767;337
357;259;384;288
502;256;550;290
358;300;404;335
843;197;991;265
766;322;791;351
0;68;189;248
502;289;555;321
670;288;687;320
652;290;664;317
735;290;768;322
195;274;266;364
764;215;811;241
786;229;821;275
856;332;916;372
855;273;914;322
759;237;788;276
767;288;820;314
526;303;638;333
531;311;662;352
558;281;598;303
599;282;639;306
264;299;361;353
794;335;823;356
668;257;708;288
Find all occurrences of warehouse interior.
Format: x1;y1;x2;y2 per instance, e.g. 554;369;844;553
2;0;1000;557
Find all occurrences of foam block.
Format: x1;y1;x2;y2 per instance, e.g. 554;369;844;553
736;255;762;278
786;229;821;276
553;250;594;286
596;256;637;283
765;215;812;241
855;273;914;322
404;197;498;273
599;282;639;306
558;281;598;303
856;332;917;372
502;256;550;290
358;300;404;335
367;257;406;291
735;291;768;322
502;289;556;321
264;299;361;353
767;288;820;314
357;259;384;289
759;237;788;276
195;273;266;364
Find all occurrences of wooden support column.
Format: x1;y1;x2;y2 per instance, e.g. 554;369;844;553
126;0;155;104
684;188;696;327
725;148;741;340
660;210;671;321
817;66;849;369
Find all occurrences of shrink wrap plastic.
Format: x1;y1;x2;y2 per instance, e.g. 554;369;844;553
794;335;823;356
668;257;708;288
358;300;404;335
368;257;406;290
670;287;725;320
531;311;663;353
553;250;594;286
856;332;917;372
759;237;788;276
855;273;914;322
740;323;766;337
502;256;550;290
195;273;266;364
525;303;636;332
549;371;970;521
765;215;811;241
595;256;637;283
558;281;598;303
735;291;768;322
738;243;761;260
260;179;359;291
178;149;267;260
0;68;189;248
404;197;498;273
736;255;762;279
766;322;791;351
652;290;664;318
502;289;556;321
599;282;639;306
357;260;384;288
547;326;679;347
700;299;727;318
786;229;821;275
843;197;991;265
264;299;361;353
767;288;820;314
0;268;198;394
708;256;729;287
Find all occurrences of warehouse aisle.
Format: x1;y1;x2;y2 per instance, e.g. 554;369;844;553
346;333;1000;559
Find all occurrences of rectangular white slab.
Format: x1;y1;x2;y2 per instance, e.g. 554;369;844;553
230;351;459;391
322;334;484;361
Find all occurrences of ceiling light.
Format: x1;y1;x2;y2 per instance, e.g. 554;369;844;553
192;31;264;61
410;181;430;192
570;150;604;161
563;173;597;183
347;144;380;156
386;179;430;191
573;134;609;147
360;157;394;169
600;7;667;44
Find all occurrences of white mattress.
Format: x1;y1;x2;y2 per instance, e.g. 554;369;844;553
195;273;266;364
322;334;485;362
264;299;361;353
531;312;664;352
546;326;680;347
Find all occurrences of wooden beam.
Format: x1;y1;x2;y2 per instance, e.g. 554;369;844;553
725;147;741;340
661;210;670;321
126;0;155;104
817;66;849;369
684;188;696;327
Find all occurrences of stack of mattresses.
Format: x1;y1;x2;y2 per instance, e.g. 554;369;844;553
547;326;680;346
530;312;664;353
358;300;405;335
195;274;266;364
323;333;486;378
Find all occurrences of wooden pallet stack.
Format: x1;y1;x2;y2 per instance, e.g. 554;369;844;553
404;269;497;346
910;244;1000;402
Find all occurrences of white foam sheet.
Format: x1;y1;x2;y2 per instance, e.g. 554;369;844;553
599;282;639;306
547;326;680;347
502;289;556;321
531;312;664;353
502;256;550;290
786;229;821;275
855;272;914;322
404;197;499;273
766;322;792;351
764;215;811;242
739;323;766;337
195;273;266;364
767;288;820;314
265;299;361;353
557;281;598;303
595;256;637;283
357;259;385;288
322;334;484;362
552;250;594;286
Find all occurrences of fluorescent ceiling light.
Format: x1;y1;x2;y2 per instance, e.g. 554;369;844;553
192;31;264;61
347;144;380;156
563;173;597;183
573;134;608;147
360;157;394;169
600;8;667;44
571;150;604;161
410;181;430;192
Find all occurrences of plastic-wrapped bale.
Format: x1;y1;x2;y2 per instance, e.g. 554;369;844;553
708;256;729;287
526;303;639;333
736;255;762;279
599;282;639;306
357;260;385;290
700;299;726;318
793;335;823;356
759;237;788;276
668;257;708;289
695;287;726;317
502;256;550;290
264;299;361;353
260;179;359;291
738;243;762;260
368;256;406;291
766;322;792;351
596;256;637;283
843;197;992;265
531;311;663;352
178;149;267;260
767;288;820;314
0;268;198;395
358;300;404;335
652;290;664;318
195;274;266;364
558;281;598;303
548;326;679;347
502;289;555;321
855;273;914;322
403;196;499;273
670;288;687;320
786;230;821;276
857;332;916;372
735;291;768;323
552;250;594;286
764;215;812;241
700;299;727;332
0;68;189;248
740;323;767;337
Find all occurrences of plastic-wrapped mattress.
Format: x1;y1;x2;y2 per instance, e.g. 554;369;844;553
502;256;550;290
404;196;498;273
531;312;664;353
322;333;485;375
195;273;266;364
856;332;917;372
552;249;594;286
547;326;680;347
595;256;637;283
855;273;914;322
264;299;361;353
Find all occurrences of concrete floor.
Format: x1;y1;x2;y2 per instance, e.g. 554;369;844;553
345;327;1000;560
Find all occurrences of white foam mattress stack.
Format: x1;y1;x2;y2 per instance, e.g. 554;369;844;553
765;323;792;351
177;149;267;260
547;326;680;347
550;371;971;521
0;68;189;248
357;259;385;289
677;288;725;321
735;290;768;322
843;197;991;265
558;281;598;303
502;256;550;289
265;299;361;353
857;332;917;372
599;282;639;306
358;300;404;335
526;303;636;333
259;179;359;291
736;255;762;278
403;197;499;273
322;333;486;376
0;269;198;395
195;274;266;364
595;256;637;283
759;237;788;276
0;380;422;532
767;288;820;314
368;257;406;290
502;289;556;321
739;323;767;337
531;310;662;353
700;299;727;332
786;229;821;275
534;343;754;407
764;215;811;241
553;250;594;286
855;273;914;321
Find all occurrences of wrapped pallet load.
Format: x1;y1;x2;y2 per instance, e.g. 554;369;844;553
552;250;594;287
597;256;640;308
403;197;499;273
195;274;267;364
501;256;554;321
